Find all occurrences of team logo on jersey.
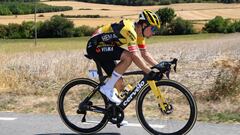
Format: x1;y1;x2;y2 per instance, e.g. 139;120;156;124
101;47;113;52
101;34;118;42
96;47;114;53
96;48;101;53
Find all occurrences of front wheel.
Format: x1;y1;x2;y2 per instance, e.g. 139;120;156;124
136;79;197;135
58;78;108;134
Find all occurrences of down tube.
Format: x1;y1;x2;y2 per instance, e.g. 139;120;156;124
119;78;148;110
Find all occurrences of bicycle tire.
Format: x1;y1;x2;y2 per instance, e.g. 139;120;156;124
136;79;197;135
58;78;108;134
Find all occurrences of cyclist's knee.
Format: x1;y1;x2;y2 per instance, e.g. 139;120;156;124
121;51;133;63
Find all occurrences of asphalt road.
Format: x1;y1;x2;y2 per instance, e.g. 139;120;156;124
0;112;239;135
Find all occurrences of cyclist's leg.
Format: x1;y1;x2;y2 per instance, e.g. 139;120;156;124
86;36;132;75
99;60;116;76
98;46;132;91
112;50;133;93
113;49;133;74
87;45;118;102
99;61;124;93
87;42;132;103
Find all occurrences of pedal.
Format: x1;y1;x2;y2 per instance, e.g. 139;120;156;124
117;123;121;128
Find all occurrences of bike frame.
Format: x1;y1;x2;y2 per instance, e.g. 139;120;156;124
119;77;148;109
84;56;167;113
118;78;167;111
82;74;167;114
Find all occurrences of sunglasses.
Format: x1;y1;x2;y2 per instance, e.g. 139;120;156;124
151;26;158;34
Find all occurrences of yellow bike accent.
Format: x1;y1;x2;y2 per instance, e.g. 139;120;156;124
147;80;167;111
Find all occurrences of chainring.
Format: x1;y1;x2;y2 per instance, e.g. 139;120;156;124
107;105;124;124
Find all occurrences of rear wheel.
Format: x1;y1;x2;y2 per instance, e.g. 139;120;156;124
58;78;108;134
137;79;197;135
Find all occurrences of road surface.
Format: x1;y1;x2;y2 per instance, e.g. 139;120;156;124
0;112;239;135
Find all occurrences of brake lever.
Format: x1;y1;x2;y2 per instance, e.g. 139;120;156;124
173;65;177;72
166;71;170;79
171;58;178;72
165;58;178;79
151;58;178;79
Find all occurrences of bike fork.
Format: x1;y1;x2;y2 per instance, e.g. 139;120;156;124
147;80;167;112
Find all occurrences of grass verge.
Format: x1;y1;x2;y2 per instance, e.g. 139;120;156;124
0;33;222;53
199;111;240;123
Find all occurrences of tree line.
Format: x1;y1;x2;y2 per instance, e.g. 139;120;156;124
156;8;240;34
0;15;96;39
0;0;39;2
0;8;240;39
0;2;72;15
76;0;240;5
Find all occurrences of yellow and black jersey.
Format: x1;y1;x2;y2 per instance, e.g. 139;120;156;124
90;19;146;52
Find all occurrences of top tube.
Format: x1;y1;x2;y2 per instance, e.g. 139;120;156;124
123;71;145;76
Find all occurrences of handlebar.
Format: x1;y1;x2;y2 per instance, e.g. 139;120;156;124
123;58;178;79
151;58;178;79
152;58;178;72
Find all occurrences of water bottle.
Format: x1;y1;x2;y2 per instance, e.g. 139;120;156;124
113;88;119;95
88;70;98;79
119;84;133;99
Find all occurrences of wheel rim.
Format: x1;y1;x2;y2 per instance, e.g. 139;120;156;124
137;81;197;134
58;79;108;134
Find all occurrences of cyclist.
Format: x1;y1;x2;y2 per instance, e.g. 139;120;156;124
86;9;161;105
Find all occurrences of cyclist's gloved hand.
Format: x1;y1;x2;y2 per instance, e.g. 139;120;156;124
146;70;162;81
151;61;171;74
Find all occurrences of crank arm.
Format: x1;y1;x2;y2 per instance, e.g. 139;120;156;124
88;105;107;114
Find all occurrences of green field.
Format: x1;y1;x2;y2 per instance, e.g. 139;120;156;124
0;33;222;53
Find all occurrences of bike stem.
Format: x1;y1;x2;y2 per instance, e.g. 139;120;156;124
147;80;167;111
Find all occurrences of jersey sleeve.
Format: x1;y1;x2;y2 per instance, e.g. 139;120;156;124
137;36;146;50
127;45;138;52
92;24;112;37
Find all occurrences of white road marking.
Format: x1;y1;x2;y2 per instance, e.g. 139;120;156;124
127;123;165;128
81;121;165;128
0;117;17;121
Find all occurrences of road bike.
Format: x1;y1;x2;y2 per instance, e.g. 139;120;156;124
58;54;197;135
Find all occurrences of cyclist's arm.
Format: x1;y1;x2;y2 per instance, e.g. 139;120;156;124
139;46;158;66
137;37;158;67
128;45;151;74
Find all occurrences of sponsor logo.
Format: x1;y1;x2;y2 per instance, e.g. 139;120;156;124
101;34;118;41
123;81;145;106
95;46;114;53
96;48;101;53
101;47;113;52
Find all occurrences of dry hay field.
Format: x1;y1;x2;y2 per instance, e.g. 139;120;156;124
0;33;239;122
0;1;240;28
